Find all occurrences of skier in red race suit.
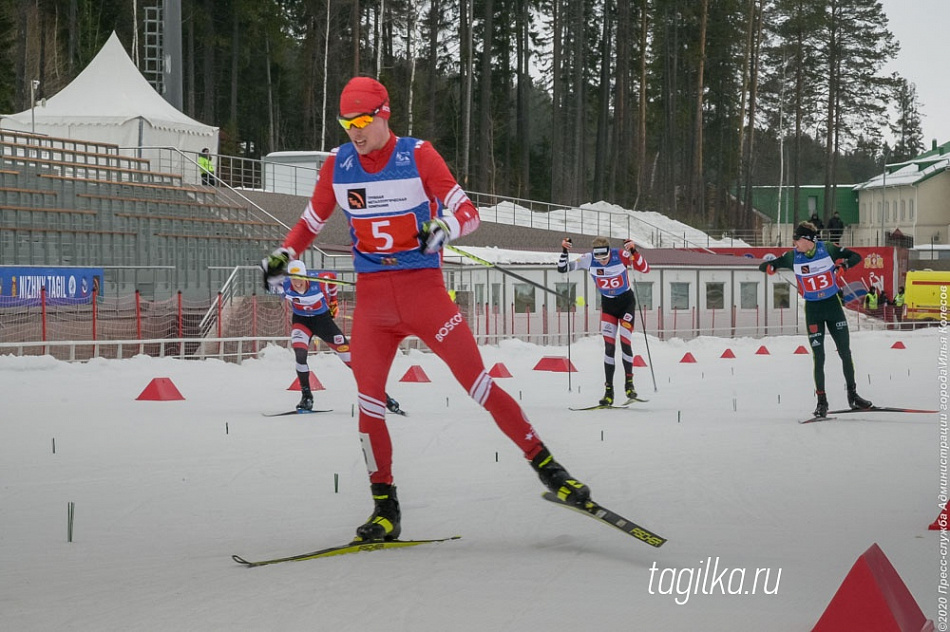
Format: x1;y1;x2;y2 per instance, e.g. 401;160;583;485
262;76;590;542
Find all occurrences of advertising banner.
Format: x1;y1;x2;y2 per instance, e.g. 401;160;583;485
0;267;104;307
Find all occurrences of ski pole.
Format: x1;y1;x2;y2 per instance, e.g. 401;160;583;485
444;244;581;305
288;273;356;286
630;272;658;392
446;243;578;390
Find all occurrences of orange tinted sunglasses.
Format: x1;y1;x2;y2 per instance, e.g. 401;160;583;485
338;106;382;130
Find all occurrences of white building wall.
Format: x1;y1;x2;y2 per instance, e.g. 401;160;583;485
446;264;802;343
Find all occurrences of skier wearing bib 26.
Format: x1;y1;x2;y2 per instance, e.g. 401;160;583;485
558;236;650;406
758;221;872;418
261;76;590;543
275;260;401;414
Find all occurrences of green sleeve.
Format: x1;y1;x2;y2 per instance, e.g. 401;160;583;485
826;243;861;269
758;250;794;272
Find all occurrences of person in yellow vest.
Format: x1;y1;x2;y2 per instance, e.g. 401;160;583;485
893;286;905;327
863;287;879;317
198;148;216;185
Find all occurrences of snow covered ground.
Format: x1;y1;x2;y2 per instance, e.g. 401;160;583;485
0;328;941;631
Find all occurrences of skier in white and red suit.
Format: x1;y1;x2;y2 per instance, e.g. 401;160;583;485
278;260;344;412
261;76;591;542
558;236;650;407
274;260;401;415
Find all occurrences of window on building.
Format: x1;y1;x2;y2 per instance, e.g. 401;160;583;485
877;201;882;223
900;200;906;222
773;283;791;309
808;197;818;213
491;283;502;309
909;200;914;221
474;284;485;305
706;282;725;309
740;282;758;309
634;282;653;310
555;282;576;311
671;282;690;310
514;283;536;313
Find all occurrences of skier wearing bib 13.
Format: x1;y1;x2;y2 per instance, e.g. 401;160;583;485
261;76;591;543
758;221;872;418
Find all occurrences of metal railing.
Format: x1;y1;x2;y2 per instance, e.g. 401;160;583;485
134;148;761;251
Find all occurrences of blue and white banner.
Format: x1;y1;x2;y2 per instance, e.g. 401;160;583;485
0;267;104;307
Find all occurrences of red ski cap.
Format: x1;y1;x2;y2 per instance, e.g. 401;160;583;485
339;77;391;119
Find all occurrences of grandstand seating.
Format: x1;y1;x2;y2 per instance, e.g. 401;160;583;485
0;129;284;299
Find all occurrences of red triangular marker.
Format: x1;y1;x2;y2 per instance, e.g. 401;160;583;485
633;355;648;367
720;349;736;359
136;377;185;401
287;373;325;391
400;365;431;382
755;345;770;355
794;345;810;354
812;543;934;632
532;356;578;372
488;363;513;378
891;341;906;349
680;353;697;363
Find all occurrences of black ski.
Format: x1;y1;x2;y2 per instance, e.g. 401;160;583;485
262;409;333;417
800;405;937;424
569;404;630;411
827;406;937;415
233;536;461;567
799;416;838;424
541;492;666;548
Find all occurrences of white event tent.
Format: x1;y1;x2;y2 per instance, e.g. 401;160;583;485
1;32;218;182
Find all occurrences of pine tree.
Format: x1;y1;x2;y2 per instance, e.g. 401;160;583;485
818;0;898;218
890;76;925;162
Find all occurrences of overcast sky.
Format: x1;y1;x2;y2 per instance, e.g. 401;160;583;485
879;0;949;148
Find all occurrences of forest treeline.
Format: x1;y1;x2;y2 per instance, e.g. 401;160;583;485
0;0;927;228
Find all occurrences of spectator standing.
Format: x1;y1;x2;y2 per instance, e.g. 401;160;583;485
198;148;215;186
893;286;905;327
864;287;880;318
826;211;845;243
809;212;825;239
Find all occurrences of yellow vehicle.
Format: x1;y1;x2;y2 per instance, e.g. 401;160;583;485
904;270;950;321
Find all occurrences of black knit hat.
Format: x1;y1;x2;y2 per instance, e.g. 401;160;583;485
793;222;818;242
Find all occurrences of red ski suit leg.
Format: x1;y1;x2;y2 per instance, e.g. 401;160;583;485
350;269;544;484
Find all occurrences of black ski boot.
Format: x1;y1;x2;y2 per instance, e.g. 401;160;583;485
599;384;614;407
354;483;401;542
296;388;313;411
385;395;402;414
530;446;591;506
847;387;873;410
624;378;637;400
813;391;829;418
